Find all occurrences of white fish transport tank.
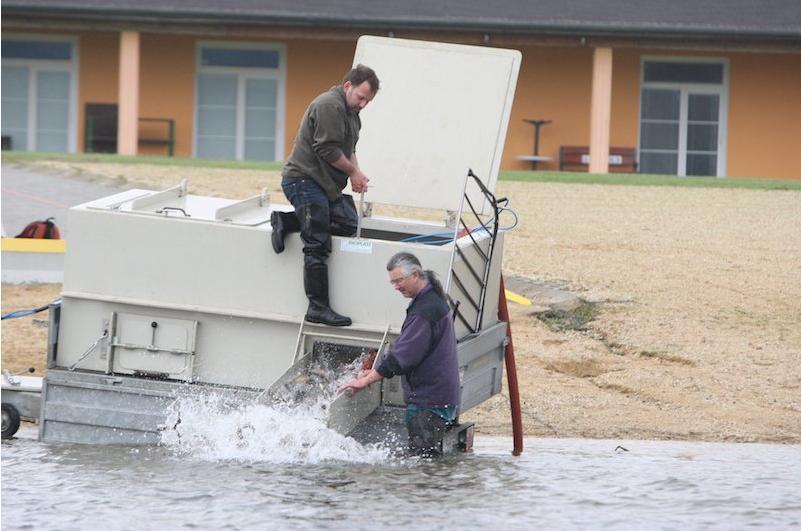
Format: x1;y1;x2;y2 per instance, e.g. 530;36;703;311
40;37;523;452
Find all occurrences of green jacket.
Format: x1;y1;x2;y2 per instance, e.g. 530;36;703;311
282;86;361;202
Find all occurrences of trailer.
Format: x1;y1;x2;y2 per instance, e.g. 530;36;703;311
2;369;42;439
38;36;523;454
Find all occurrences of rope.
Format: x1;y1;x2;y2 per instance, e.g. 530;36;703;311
68;330;108;371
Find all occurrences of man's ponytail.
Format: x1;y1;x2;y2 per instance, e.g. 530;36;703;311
424;270;445;299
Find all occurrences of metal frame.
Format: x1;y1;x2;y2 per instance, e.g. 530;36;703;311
447;169;503;334
1;33;79;154
638;55;729;177
193;40;287;162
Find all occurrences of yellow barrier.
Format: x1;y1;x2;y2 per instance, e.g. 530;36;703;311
1;238;67;253
504;289;531;306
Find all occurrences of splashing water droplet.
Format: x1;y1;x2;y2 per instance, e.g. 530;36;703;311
160;355;395;464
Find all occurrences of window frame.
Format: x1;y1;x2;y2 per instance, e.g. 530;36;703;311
193;41;286;162
638;56;729;177
1;33;79;153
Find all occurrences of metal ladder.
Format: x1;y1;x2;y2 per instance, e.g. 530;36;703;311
447;169;505;335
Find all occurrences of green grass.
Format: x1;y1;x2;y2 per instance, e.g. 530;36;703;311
1;151;284;171
535;302;600;332
499;170;801;190
3;151;799;190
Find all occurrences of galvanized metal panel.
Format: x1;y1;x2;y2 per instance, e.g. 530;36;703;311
1;390;41;420
326;383;382;435
42;421;162;445
40;369;261;445
456;321;507;412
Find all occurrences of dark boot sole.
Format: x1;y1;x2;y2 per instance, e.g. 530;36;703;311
270;212;284;254
304;315;352;327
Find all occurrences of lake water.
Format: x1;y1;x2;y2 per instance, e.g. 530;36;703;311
3;409;800;530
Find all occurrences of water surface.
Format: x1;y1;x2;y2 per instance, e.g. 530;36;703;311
3;422;800;529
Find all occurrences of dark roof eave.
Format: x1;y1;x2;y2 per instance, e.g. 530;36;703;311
4;6;801;42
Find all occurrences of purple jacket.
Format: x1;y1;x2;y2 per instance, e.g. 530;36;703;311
376;284;461;408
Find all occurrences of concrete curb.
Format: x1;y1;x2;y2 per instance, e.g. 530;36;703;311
1;238;65;283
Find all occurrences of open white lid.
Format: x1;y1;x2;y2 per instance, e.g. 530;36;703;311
348;36;521;214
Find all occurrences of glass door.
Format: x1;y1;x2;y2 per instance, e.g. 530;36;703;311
1;65;30;150
1;38;75;153
1;64;72;153
639;60;726;177
685;93;720;176
243;77;278;161
639;88;721;176
196;73;238;160
639;88;680;175
194;44;284;161
35;69;71;152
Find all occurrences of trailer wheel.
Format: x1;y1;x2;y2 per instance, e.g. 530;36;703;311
2;403;21;439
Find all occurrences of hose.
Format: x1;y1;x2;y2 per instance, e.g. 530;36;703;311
400;205;520;245
1;299;60;320
498;275;524;456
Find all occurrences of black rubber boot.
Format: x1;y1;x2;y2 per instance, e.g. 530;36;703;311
270;211;300;254
304;263;352;327
406;410;449;457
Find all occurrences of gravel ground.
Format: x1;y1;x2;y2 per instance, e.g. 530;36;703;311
3;161;800;443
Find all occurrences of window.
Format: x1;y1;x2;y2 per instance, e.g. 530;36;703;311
194;43;285;161
639;59;727;177
2;39;73;61
200;48;279;69
1;37;76;153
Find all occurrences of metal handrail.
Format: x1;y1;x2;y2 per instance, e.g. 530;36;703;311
448;169;502;334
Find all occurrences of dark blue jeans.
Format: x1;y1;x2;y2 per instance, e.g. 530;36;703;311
280;177;357;265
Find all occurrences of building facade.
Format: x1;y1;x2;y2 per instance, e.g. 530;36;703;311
3;1;800;179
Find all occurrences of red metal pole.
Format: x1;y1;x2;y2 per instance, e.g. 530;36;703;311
498;275;524;456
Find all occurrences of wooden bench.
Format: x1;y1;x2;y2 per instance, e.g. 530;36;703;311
559;146;638;172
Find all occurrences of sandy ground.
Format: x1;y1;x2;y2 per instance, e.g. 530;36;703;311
3;160;800;443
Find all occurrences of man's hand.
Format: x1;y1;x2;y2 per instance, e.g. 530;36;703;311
350;170;369;193
332;154;369;192
337;368;383;396
337;376;368;396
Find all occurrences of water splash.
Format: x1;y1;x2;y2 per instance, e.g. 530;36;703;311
160;356;394;464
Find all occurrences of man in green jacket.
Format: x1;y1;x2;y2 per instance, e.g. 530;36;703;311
271;65;379;327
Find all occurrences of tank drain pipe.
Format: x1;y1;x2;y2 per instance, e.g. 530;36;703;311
498;274;524;456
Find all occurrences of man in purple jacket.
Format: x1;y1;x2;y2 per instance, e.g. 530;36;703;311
338;252;461;456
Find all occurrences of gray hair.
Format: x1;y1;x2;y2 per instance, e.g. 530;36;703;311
386;252;445;298
386;252;423;277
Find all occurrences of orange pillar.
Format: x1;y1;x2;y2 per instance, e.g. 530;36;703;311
117;31;140;156
589;47;613;174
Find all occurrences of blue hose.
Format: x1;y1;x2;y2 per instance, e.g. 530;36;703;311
2;299;60;320
400;206;519;245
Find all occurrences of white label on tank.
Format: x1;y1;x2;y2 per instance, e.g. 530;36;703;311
341;239;373;254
